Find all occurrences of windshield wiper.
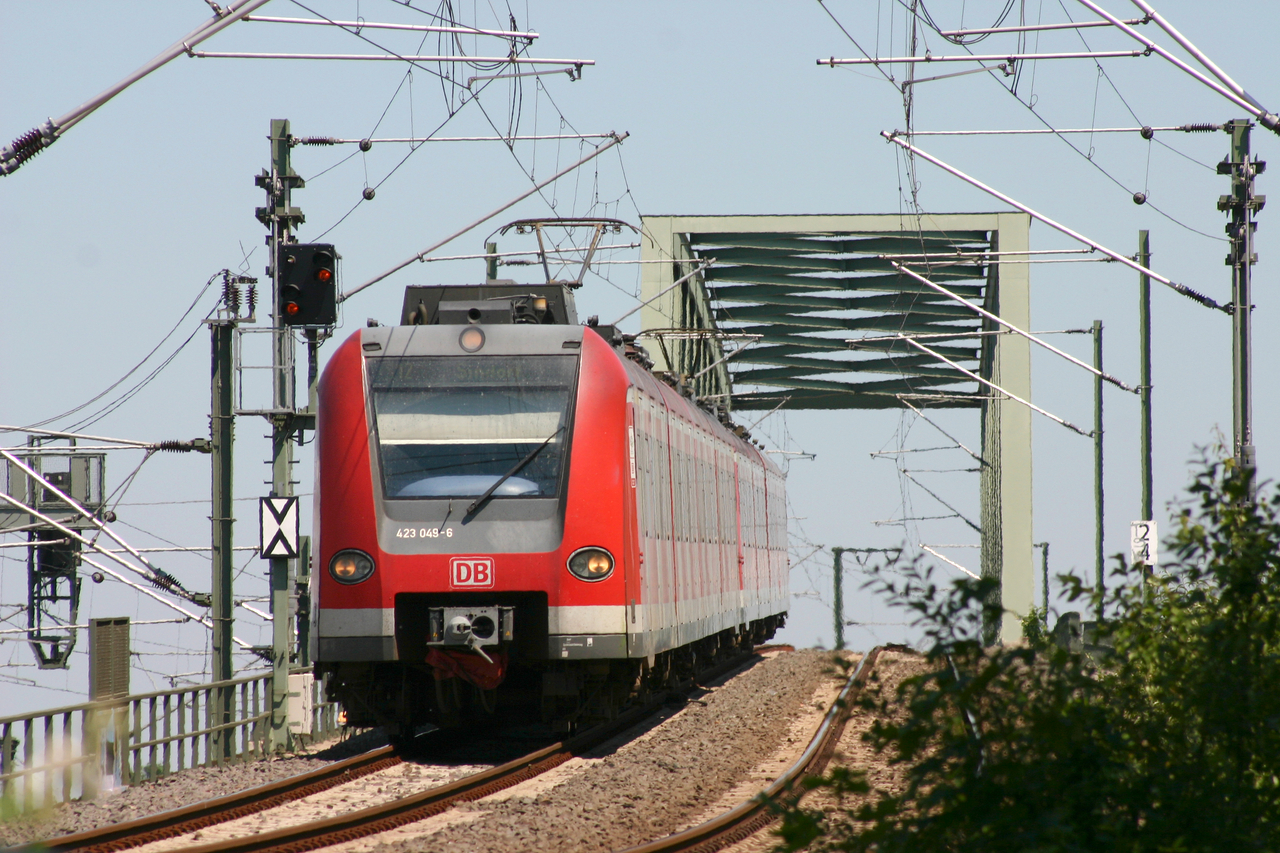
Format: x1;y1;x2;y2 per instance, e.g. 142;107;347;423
465;426;564;518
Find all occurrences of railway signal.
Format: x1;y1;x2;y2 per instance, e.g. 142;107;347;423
277;243;338;326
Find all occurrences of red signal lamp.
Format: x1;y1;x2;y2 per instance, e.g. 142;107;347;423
277;243;338;326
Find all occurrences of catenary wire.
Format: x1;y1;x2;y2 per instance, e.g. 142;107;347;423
896;3;1228;242
18;273;218;430
866;0;1225;238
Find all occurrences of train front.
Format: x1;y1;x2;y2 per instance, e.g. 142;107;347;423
312;287;631;732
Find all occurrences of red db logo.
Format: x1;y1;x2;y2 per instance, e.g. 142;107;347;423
450;556;495;589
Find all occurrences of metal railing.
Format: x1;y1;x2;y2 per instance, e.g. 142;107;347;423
0;670;339;815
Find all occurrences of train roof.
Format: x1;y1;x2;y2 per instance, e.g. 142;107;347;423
394;283;776;464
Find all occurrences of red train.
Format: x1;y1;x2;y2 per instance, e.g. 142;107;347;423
312;284;788;732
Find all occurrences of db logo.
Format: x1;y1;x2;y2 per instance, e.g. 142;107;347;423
450;556;495;589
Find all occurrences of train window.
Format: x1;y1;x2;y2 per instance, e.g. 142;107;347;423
368;355;577;499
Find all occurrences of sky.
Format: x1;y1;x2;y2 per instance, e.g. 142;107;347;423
3;0;1279;714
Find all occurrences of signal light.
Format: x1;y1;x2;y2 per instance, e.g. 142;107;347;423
277;243;339;326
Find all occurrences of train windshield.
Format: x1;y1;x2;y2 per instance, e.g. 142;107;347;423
368;355;577;500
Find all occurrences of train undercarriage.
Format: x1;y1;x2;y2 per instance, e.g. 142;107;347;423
320;615;783;736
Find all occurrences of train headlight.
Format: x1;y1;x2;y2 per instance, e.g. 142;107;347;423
567;547;614;582
329;550;375;584
458;326;485;352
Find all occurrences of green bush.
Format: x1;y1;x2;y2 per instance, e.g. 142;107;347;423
775;460;1280;852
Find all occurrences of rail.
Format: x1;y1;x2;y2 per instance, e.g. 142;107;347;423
0;670;339;814
617;645;887;853
38;650;764;853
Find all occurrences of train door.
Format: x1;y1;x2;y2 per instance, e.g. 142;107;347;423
732;451;746;624
658;394;679;642
762;469;780;613
639;395;659;641
742;456;761;621
651;394;674;643
681;419;699;642
674;418;693;642
717;445;737;632
711;438;721;630
692;427;707;637
710;441;725;633
694;428;710;637
624;390;640;649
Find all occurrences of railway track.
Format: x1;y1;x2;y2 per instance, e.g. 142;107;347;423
35;647;793;853
617;645;886;853
20;744;404;853
33;645;873;853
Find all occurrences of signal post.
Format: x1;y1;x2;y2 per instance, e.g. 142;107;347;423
1220;119;1262;501
253;119;337;751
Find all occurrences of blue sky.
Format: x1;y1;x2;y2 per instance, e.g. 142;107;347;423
3;1;1277;710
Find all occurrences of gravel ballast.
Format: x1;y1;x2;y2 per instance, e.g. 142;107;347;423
376;648;837;853
720;648;931;853
1;649;843;852
0;729;390;847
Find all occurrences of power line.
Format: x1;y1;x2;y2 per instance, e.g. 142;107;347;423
19;273;217;430
866;1;1232;242
287;0;547;239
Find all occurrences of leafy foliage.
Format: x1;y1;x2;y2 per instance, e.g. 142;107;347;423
775;460;1280;852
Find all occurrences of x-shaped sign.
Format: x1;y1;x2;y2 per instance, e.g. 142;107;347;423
260;497;299;558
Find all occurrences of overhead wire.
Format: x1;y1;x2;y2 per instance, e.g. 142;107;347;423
917;0;1020;45
830;2;993;579
921;3;1225;241
872;0;1226;240
67;311;213;433
1054;0;1208;185
87;449;158;550
16;272;219;431
528;70;705;314
287;0;536;238
311;73;510;240
460;52;645;303
817;0;902;89
989;74;1226;242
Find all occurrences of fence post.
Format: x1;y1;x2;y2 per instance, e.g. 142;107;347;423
256;676;266;753
148;697;158;781
61;711;72;803
130;699;141;786
80;710;98;802
177;691;187;772
162;694;171;778
24;717;33;810
43;714;54;809
203;687;213;768
191;688;200;767
2;721;13;807
239;681;248;763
